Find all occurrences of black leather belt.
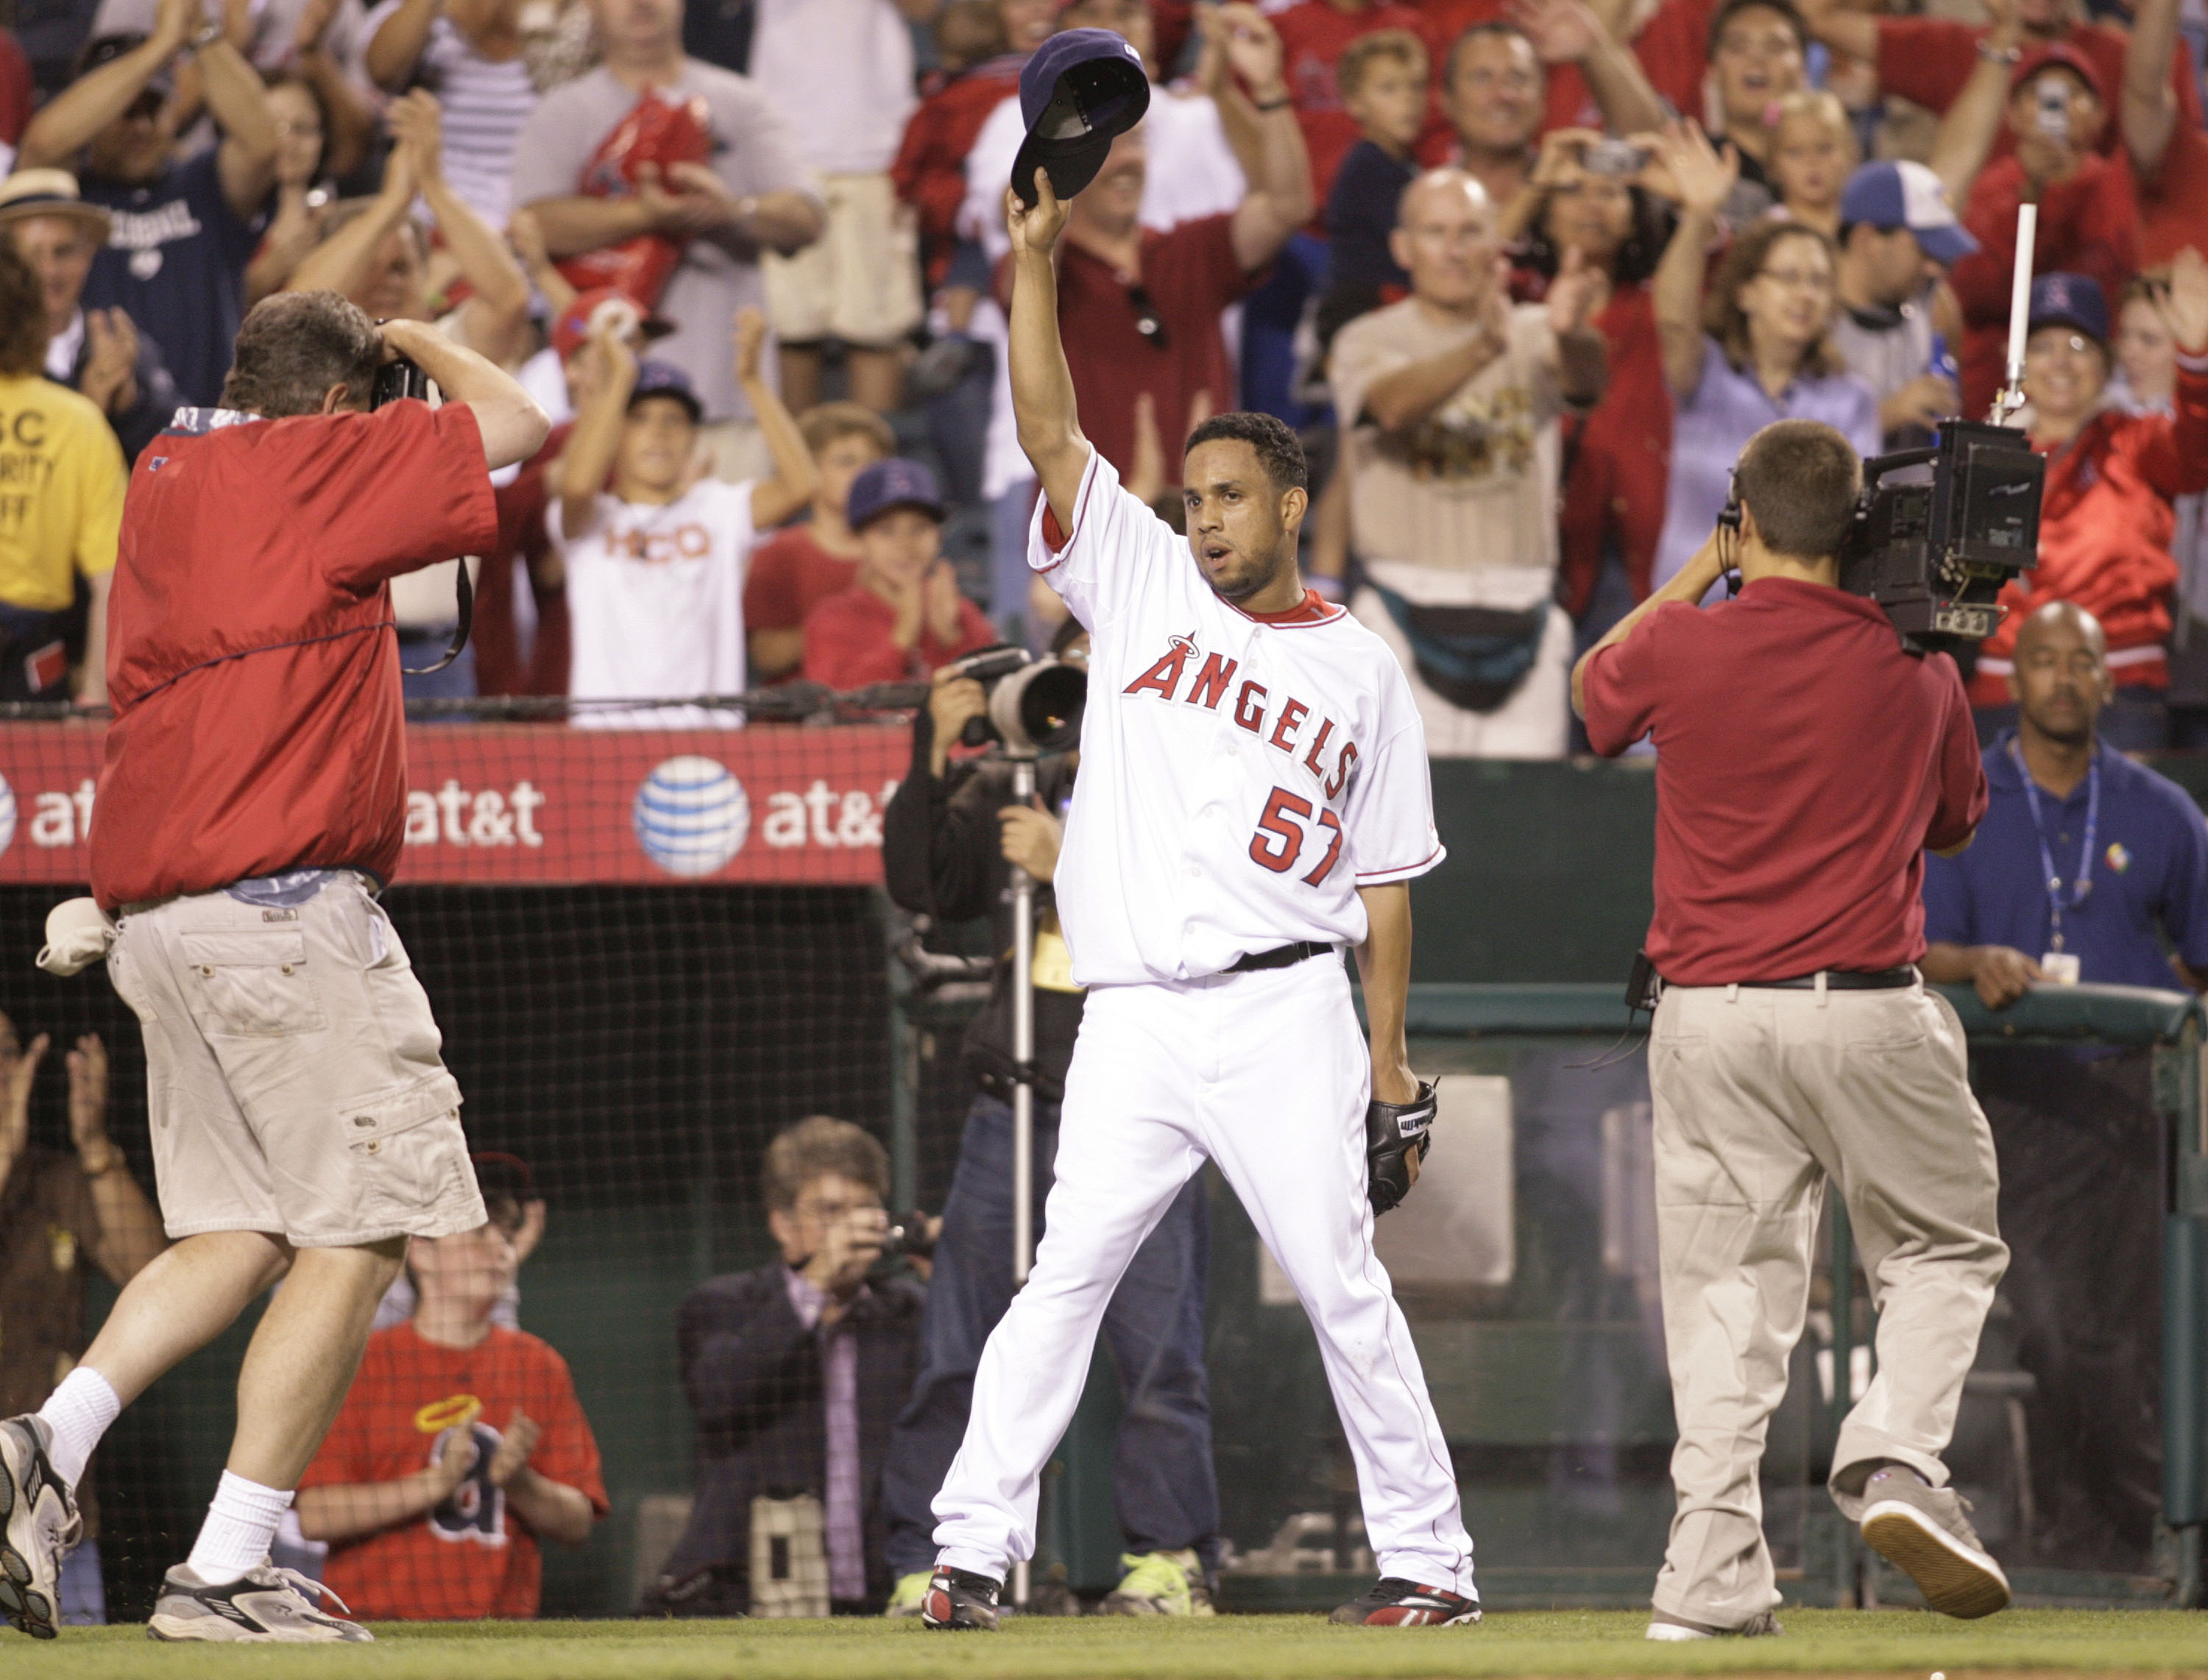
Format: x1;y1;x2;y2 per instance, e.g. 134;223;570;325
1738;966;1919;990
1228;940;1335;974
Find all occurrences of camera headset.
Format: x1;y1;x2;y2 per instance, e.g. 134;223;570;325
370;350;473;676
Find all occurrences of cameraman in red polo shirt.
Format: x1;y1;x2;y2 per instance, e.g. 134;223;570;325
1573;419;2010;1642
0;291;547;1645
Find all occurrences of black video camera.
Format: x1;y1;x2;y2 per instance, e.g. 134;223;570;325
945;643;1087;755
1840;419;2045;656
370;355;432;410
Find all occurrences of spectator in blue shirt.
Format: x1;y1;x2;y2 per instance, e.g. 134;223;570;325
17;0;277;408
1921;598;2205;1571
1923;600;2208;1001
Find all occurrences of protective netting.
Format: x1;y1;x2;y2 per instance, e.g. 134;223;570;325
0;711;2182;1625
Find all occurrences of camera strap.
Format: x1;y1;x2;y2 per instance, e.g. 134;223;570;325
400;560;475;676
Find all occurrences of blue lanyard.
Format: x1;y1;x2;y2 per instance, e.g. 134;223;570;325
2009;738;2099;952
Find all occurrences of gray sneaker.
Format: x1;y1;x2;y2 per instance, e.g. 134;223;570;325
1858;1466;2011;1620
146;1562;373;1642
1645;1606;1783;1640
0;1416;81;1640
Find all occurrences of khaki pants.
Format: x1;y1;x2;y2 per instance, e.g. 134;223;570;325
1646;979;2006;1626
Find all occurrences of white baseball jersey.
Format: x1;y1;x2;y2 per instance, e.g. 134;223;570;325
552;479;756;729
1032;447;1446;987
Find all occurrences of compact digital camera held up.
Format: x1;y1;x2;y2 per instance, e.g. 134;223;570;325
1840;419;2045;656
946;644;1088;756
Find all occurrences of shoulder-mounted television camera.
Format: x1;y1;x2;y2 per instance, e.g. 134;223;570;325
1840;419;2044;656
945;644;1087;756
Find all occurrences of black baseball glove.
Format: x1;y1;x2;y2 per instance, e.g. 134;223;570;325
1365;1079;1438;1215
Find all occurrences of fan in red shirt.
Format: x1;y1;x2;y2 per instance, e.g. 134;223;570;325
1627;0;1721;120
2119;0;2208;270
1964;268;2208;716
892;0;1052;287
805;459;995;688
1270;0;1428;208
1945;44;2139;419
1513;155;1676;607
746;403;895;682
296;1214;606;1620
1802;0;2202;166
1414;2;1669;211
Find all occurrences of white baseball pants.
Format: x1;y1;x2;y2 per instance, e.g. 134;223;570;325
930;954;1476;1595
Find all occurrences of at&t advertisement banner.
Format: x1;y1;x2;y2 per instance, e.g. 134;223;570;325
0;725;910;886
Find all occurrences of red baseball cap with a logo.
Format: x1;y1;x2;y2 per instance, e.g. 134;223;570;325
551;288;673;361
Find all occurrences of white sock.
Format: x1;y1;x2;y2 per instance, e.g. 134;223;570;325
34;1367;121;1488
185;1472;293;1586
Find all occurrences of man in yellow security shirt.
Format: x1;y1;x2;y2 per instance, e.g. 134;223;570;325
0;243;122;706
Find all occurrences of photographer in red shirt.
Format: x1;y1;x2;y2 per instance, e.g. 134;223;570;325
0;291;547;1645
1574;419;2010;1641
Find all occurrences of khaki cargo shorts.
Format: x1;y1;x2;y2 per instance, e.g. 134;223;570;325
106;871;486;1247
762;170;923;347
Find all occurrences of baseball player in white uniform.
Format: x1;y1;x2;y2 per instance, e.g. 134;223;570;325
918;167;1479;1631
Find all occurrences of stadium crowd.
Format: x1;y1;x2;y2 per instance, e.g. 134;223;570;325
2;0;2207;745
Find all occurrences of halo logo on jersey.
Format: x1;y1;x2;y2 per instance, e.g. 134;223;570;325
1121;632;1359;798
633;756;751;876
0;772;15;861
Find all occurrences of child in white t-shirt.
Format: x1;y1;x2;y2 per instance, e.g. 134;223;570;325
550;309;815;727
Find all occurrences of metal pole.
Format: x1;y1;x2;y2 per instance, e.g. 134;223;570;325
2162;1011;2208;1605
1008;751;1037;1610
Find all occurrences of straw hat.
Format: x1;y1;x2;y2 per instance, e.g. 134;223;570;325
0;169;115;239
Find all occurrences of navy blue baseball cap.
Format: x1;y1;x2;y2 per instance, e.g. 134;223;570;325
2028;272;2109;344
628;360;702;421
847;458;945;529
1837;160;1978;267
1011;27;1150;208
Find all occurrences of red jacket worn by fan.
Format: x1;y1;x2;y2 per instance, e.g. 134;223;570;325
1947;153;2140;422
891;55;1025;286
90;400;500;910
1969;354;2208;706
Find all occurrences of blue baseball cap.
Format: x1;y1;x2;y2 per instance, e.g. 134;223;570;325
1011;27;1150;208
1838;160;1978;267
2028;272;2109;344
628;360;702;422
847;458;944;530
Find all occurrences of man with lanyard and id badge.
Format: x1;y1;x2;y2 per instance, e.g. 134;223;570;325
1922;598;2208;1570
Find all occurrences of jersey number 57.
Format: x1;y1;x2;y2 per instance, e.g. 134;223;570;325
1250;787;1345;887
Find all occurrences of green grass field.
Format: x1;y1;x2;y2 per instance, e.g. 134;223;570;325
7;1610;2205;1680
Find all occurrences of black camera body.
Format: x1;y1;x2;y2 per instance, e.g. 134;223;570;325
947;643;1087;756
371;355;433;410
1839;419;2045;656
